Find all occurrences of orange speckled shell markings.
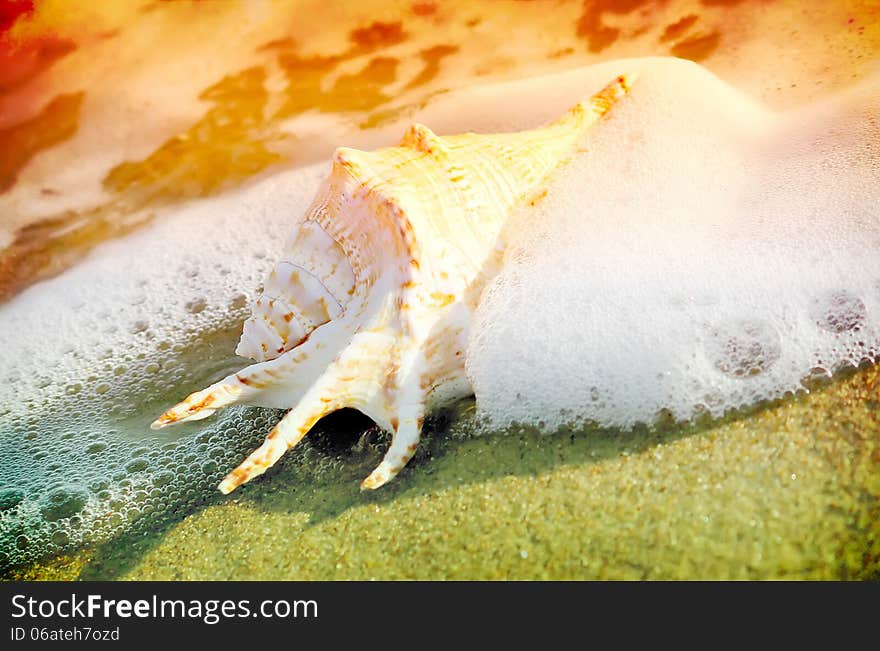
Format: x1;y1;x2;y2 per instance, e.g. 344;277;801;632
152;74;635;493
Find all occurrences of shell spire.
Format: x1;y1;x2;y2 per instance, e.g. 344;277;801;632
152;74;636;493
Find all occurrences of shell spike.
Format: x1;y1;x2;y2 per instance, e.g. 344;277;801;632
215;332;378;492
150;375;253;429
558;73;635;130
360;415;423;490
218;394;336;494
361;364;425;491
588;73;635;109
400;123;448;156
331;146;372;178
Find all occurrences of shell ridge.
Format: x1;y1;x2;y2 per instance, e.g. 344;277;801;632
400;123;450;157
284;219;356;301
238;263;338;360
270;261;344;314
154;74;638;492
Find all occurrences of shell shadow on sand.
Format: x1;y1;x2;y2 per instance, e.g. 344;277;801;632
25;361;880;580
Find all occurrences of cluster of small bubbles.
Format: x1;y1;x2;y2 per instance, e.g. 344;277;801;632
0;161;330;569
0;489;24;512
229;293;249;310
185;297;208;314
705;319;782;379
810;290;867;334
38;485;89;522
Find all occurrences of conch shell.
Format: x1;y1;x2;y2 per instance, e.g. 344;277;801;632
152;74;634;492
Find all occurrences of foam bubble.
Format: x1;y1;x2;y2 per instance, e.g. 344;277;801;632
0;162;327;568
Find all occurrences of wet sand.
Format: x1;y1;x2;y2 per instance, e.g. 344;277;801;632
10;361;878;581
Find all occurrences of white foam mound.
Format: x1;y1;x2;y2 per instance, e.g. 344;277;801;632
0;57;877;567
467;60;880;430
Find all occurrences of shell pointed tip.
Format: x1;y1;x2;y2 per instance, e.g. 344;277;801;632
619;72;637;90
360;472;388;491
332;146;365;168
400;122;446;155
218;477;236;494
150;417;168;430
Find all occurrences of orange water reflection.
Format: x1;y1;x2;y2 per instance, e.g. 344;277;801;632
0;0;877;301
0;91;81;193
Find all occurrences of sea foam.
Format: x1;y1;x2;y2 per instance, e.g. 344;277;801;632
468;59;880;430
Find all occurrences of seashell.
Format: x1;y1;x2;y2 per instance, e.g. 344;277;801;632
151;74;635;493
